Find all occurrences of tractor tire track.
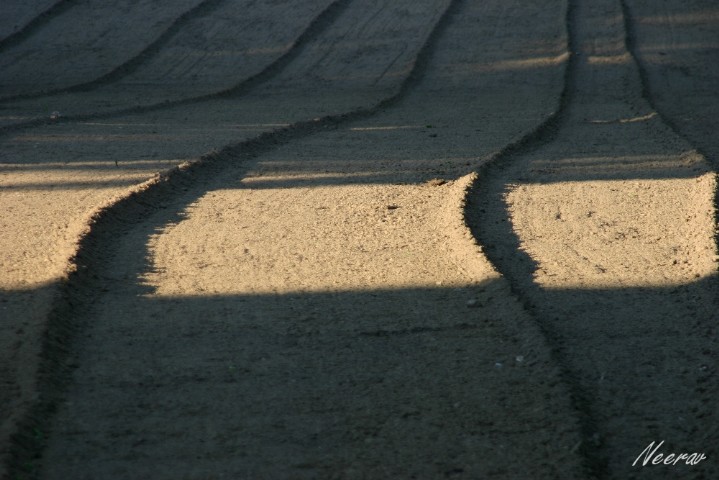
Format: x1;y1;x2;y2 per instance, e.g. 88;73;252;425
466;0;718;478
0;0;72;51
0;0;347;135
620;0;714;160
622;0;719;259
0;4;343;469
3;0;449;475
13;0;587;477
0;0;206;99
0;0;228;103
5;1;462;476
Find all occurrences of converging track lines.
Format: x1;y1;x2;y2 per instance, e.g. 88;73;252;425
0;0;347;135
467;0;718;478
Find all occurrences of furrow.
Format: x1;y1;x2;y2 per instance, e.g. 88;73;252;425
466;0;718;478
0;0;206;99
619;0;704;147
0;0;227;103
620;0;719;259
0;0;73;52
464;1;609;476
9;0;589;477
0;0;226;104
5;1;460;476
3;0;449;474
0;0;348;135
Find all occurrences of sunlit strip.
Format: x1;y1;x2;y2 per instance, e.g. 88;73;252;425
531;152;699;166
142;278;477;298
540;274;716;290
182;44;292;56
14;134;171;142
641;42;719;52
0;174;155;189
0;159;185;170
586;53;630;64
639;11;719;25
588;112;657;124
446;52;569;73
241;172;380;183
349;125;422;131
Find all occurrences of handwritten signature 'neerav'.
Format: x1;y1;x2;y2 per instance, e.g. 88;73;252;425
633;440;707;467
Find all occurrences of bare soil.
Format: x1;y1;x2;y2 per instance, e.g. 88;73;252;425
0;0;717;478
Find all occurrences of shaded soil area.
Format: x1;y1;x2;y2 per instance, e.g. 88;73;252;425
0;0;717;478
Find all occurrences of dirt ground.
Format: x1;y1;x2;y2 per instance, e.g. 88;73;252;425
0;0;717;478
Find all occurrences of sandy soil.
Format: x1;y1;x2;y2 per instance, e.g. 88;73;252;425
0;0;717;478
0;0;208;98
0;0;337;125
468;1;718;478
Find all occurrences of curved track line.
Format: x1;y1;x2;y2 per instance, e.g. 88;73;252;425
462;0;610;477
0;0;73;52
465;0;718;478
0;0;349;136
619;0;707;152
620;0;719;252
0;0;225;103
5;1;462;475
